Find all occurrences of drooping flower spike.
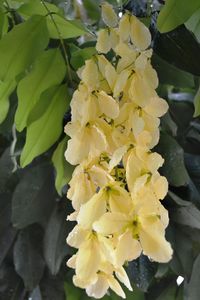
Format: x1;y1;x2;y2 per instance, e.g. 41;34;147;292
65;3;172;299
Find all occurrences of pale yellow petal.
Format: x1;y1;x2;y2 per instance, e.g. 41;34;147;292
82;59;99;90
115;231;141;266
93;212;129;235
144;96;168;118
98;91;119;119
107;275;126;299
67;254;76;269
130;15;151;50
140;227;173;263
119;14;130;41
114;69;131;98
102;3;118;27
115;267;133;291
77;190;107;229
109;145;128;171
105;63;117;90
132;110;145;136
108;184;132;214
66;225;89;248
86;274;109;299
152;173;168;200
76;238;101;281
146;152;164;173
96;29;111;53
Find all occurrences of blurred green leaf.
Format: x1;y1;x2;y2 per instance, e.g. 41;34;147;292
18;0;60;16
70;46;97;70
18;1;87;39
186;253;200;300
185;8;200;43
47;15;88;39
156;133;189;186
64;282;82;300
0;225;17;266
40;269;65;300
20;85;70;167
52;138;74;195
0;6;8;38
12;163;55;229
171;204;200;230
83;0;101;21
154;25;200;76
127;255;157;292
15;48;66;132
193;85;200;117
0;79;16;124
44;203;69;275
157;0;200;33
152;55;194;88
30;286;43;300
13;225;45;290
0;15;49;81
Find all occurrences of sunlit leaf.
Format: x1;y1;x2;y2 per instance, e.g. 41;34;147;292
193;85;200;117
0;79;16;124
0;15;49;81
157;0;200;33
52;138;74;195
18;1;87;39
20;85;70;167
15;48;66;131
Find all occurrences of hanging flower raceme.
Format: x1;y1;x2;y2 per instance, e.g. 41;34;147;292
65;3;173;299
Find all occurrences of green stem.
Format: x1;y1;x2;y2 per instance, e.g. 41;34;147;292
41;0;73;84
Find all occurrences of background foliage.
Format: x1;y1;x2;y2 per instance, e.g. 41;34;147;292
1;0;200;299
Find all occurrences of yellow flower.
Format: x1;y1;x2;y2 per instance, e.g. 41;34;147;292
65;121;107;165
96;28;119;54
101;2;118;27
94;206;173;263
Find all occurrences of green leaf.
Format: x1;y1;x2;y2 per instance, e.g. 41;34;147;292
18;1;88;39
46;15;88;39
64;282;82;300
186;253;200;300
20;85;70;167
185;8;200;43
0;15;49;81
156;133;190;186
127;255;157;292
171;205;200;230
52;138;74;195
44;203;70;275
193;85;200;117
83;0;101;21
15;48;66;131
0;79;16;124
157;0;200;33
0;225;17;266
0;6;8;38
12;164;55;229
13;224;45;290
70;46;97;70
18;0;60;16
154;25;200;76
40;269;65;300
152;55;194;88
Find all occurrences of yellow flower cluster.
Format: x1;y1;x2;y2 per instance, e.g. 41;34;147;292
65;3;173;299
